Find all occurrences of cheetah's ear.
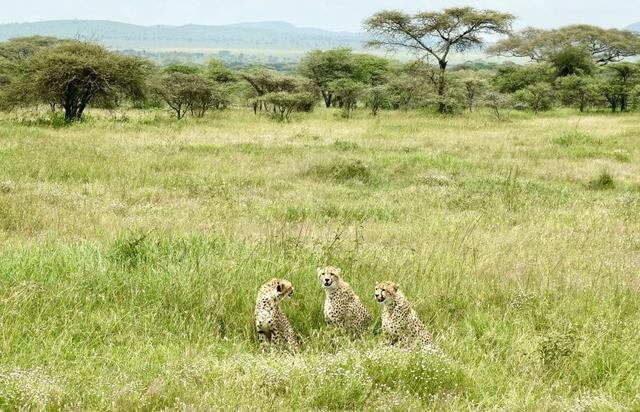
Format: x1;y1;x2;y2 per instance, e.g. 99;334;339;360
276;282;283;293
393;282;400;291
334;267;342;276
316;267;322;275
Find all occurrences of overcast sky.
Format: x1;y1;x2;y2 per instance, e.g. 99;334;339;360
2;0;637;31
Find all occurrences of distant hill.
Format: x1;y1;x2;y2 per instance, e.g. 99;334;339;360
627;22;640;32
0;19;368;52
0;19;500;66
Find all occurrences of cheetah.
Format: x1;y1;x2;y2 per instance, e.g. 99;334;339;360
254;278;299;352
374;281;434;349
316;266;371;335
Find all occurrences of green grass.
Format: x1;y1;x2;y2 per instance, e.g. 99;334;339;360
0;108;639;410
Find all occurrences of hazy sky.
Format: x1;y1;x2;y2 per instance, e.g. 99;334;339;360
2;0;638;31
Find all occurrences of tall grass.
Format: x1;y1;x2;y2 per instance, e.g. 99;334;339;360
0;108;639;410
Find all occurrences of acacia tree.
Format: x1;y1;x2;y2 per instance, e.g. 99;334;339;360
298;48;353;107
157;72;193;119
241;69;300;96
156;71;229;119
489;25;640;66
206;58;236;83
364;7;514;113
256;92;316;121
7;40;149;122
240;69;315;114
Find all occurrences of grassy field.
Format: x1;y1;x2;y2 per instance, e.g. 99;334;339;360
0;107;639;410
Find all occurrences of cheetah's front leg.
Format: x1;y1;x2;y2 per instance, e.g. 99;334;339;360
257;329;271;352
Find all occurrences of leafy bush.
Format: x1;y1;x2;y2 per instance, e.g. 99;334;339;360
492;63;555;93
513;82;555;113
549;45;595;77
454;69;490;111
364;85;390;115
156;72;229;119
330;78;364;118
555;75;599;112
255;92;317;121
482;91;511;119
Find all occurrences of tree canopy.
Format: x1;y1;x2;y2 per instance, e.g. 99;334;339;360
488;25;640;66
364;7;514;68
155;71;229;119
6;40;150;122
0;36;61;63
297;48;353;107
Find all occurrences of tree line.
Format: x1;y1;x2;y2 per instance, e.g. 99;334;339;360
1;6;639;123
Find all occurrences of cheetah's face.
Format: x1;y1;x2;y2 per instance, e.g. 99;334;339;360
375;281;399;304
271;279;294;301
277;279;294;299
317;266;341;290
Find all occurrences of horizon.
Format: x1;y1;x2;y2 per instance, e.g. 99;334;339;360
1;1;639;32
0;19;364;34
1;17;638;34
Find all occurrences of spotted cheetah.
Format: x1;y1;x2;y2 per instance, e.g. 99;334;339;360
254;278;299;352
316;266;371;335
374;281;434;348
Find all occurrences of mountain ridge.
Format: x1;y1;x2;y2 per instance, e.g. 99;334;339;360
0;19;368;51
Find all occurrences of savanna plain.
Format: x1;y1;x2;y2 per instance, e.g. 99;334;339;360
0;108;639;410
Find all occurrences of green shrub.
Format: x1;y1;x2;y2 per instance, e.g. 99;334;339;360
109;232;153;268
552;131;600;146
309;159;375;184
588;171;615;190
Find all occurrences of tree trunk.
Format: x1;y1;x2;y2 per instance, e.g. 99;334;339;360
77;103;86;120
63;102;78;123
321;90;332;108
64;109;74;122
436;61;447;114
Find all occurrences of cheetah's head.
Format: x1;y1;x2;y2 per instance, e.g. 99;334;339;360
374;281;399;304
316;266;342;290
266;278;295;301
